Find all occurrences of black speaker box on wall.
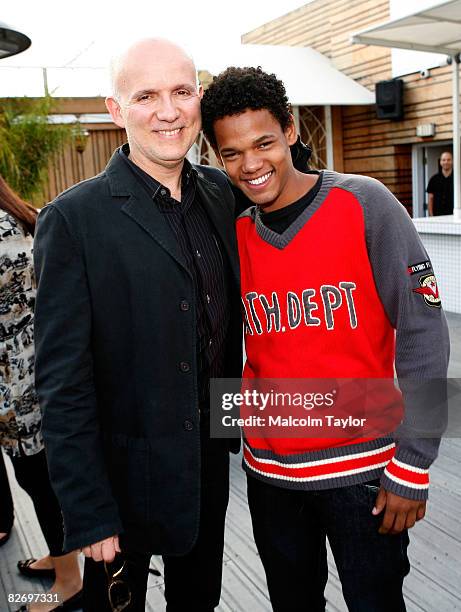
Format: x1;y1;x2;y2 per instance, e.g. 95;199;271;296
375;79;404;120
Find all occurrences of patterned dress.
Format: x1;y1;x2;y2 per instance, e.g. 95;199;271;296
0;210;43;457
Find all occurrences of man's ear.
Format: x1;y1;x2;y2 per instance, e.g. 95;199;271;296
105;96;126;129
284;114;298;146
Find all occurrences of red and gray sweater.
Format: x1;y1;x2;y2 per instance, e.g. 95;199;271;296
236;170;450;501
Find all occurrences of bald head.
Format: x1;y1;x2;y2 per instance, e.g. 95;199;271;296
105;36;203;175
110;38;198;102
440;150;453;176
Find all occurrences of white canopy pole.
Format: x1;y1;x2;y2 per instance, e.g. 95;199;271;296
453;54;461;220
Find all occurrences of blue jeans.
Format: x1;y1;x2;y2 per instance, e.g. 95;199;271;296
247;476;410;612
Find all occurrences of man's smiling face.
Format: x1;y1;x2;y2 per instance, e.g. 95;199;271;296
213;108;298;212
106;40;202;172
440;152;453;174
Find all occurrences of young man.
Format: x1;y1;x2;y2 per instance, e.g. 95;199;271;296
202;67;449;612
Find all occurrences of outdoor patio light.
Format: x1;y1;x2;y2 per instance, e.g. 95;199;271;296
75;129;90;154
0;21;31;59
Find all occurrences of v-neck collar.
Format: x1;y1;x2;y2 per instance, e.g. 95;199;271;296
254;170;337;249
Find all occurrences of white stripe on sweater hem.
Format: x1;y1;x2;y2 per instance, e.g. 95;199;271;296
391;458;429;474
383;469;429;489
244;457;390;483
243;442;395;469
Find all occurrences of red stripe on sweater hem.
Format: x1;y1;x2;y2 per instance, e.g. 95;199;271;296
243;445;395;480
385;460;429;485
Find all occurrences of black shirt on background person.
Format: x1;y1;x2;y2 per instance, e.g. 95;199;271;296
427;151;454;216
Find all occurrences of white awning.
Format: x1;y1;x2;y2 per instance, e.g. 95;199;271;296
351;0;461;221
194;44;375;106
0;43;374;105
351;0;461;55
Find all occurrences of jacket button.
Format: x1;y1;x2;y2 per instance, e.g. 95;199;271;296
180;300;190;311
183;420;194;431
180;361;190;372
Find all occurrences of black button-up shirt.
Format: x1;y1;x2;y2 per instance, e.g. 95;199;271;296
119;145;229;411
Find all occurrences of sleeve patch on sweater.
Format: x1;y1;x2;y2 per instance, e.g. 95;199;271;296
412;273;441;308
407;260;432;275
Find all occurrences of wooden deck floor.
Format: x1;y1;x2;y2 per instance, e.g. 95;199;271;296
1;312;460;611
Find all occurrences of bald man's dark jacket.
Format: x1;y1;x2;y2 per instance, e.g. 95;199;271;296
34;150;242;554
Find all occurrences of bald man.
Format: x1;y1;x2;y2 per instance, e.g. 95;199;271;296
34;39;242;611
427;151;454;216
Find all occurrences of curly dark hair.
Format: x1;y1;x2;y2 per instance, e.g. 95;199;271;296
201;66;292;149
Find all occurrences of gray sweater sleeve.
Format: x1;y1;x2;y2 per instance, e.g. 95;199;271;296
339;174;450;500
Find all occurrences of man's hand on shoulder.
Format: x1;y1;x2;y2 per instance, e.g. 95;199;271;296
372;488;426;535
82;535;121;562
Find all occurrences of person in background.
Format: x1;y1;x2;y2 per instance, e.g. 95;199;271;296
0;174;82;612
202;66;449;612
427;151;453;216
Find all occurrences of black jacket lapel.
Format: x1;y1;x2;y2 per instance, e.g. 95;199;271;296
121;195;189;273
106;151;189;274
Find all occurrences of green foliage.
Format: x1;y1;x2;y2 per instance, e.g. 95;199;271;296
0;97;75;202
